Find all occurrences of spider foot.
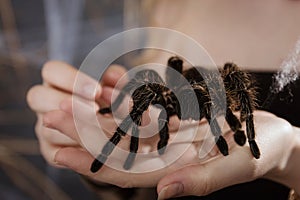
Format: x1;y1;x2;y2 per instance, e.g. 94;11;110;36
90;154;107;173
99;107;112;114
157;141;167;155
249;140;260;159
233;130;246;146
157;144;167;155
123;152;136;170
216;136;229;156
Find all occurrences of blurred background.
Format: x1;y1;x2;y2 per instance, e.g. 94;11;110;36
0;0;135;199
1;1;300;200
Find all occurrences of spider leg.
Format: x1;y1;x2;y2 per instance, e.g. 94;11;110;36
166;56;183;89
225;108;246;146
204;107;229;156
157;108;170;155
122;85;158;169
90;114;133;173
91;85;157;172
100;69;165;115
178;86;228;156
222;62;260;159
240;92;261;159
123;117;141;170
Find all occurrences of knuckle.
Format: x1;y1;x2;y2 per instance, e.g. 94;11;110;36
43;130;55;142
42;128;59;143
34;115;46;138
278;119;293;137
35;118;58;144
34;120;42;138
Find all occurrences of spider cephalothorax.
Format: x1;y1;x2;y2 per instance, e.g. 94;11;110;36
90;56;261;173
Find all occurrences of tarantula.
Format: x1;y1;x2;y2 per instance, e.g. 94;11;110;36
90;56;261;173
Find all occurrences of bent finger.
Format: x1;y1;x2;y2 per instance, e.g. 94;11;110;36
43;110;81;143
101;64;128;88
54;147;168;188
59;97;115;134
35;113;78;147
42;60;101;100
39;138;66;168
42;109;113;155
27;85;70;112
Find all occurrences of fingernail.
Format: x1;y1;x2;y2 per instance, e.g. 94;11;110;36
158;182;184;200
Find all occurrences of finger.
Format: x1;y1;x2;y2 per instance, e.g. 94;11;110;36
39;126;78;147
43;110;81;143
54;147;129;185
54;147;94;174
157;147;258;199
35;113;77;147
38;137;66;168
96;64;127;106
59;97;114;132
100;86;114;105
54;147;167;188
42;60;101;99
27;85;70;112
101;64;128;88
42;108;115;153
60;97;99;116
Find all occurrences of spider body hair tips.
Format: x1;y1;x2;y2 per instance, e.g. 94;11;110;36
90;56;261;173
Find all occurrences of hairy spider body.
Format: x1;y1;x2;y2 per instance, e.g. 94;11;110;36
90;57;260;173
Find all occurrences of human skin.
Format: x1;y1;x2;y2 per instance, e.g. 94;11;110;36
27;61;300;199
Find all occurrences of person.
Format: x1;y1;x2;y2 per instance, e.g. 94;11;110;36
27;1;300;199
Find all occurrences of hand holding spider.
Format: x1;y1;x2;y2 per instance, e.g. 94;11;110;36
27;61;214;187
27;60;300;197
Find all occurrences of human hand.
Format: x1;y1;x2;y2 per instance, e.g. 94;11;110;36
157;111;299;199
27;60;226;188
26;61;101;165
25;60;126;169
27;61;299;195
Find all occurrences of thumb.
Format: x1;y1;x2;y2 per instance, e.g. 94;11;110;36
157;148;258;199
